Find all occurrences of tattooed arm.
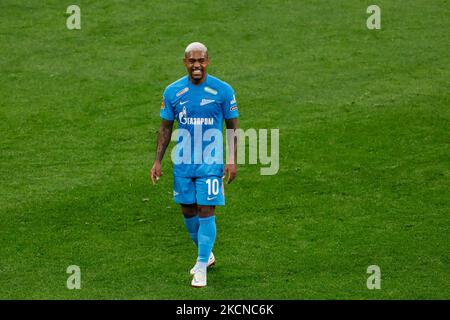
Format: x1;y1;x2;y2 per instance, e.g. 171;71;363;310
150;119;174;184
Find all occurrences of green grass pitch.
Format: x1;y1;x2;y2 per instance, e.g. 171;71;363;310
0;0;448;299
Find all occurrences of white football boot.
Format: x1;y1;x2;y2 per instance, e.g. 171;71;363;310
191;268;207;288
190;252;215;275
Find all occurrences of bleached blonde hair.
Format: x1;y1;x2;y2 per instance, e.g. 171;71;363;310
185;42;208;57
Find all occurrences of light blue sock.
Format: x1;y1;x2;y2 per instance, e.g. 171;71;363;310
197;216;216;263
183;215;199;246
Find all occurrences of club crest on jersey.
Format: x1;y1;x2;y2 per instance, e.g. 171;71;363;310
230;105;238;111
160;100;165;109
176;87;189;97
204;86;218;95
200;99;215;106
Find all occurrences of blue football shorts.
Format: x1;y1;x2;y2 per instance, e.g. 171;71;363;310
173;176;225;206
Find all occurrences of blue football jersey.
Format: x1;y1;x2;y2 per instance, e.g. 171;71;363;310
160;74;239;178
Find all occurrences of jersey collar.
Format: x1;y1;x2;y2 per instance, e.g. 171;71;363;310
187;73;208;88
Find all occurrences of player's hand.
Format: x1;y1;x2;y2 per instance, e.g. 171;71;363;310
150;161;162;185
224;163;237;184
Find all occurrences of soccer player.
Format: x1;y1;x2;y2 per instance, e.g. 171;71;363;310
150;42;239;287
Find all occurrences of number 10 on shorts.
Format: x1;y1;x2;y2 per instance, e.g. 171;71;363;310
206;178;219;195
202;177;224;205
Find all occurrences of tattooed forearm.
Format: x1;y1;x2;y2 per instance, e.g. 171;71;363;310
155;120;174;162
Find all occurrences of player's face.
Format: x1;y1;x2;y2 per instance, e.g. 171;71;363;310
184;50;209;84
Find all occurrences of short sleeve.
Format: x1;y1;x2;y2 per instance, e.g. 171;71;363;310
160;89;175;121
222;85;239;120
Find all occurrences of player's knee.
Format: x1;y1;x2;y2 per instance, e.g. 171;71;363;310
197;205;215;217
181;203;197;217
